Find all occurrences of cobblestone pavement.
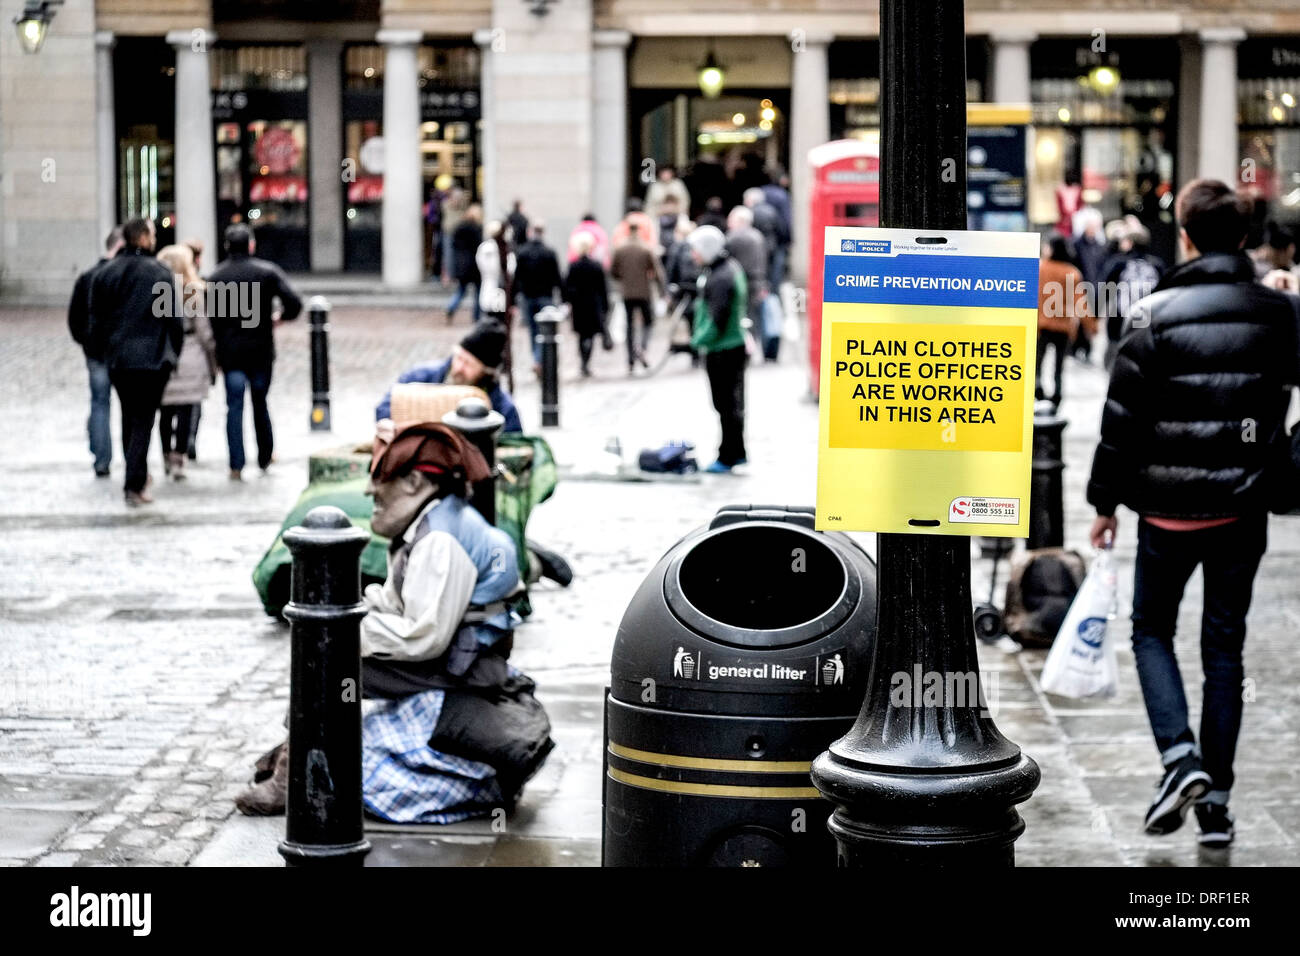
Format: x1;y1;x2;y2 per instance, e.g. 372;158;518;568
1;302;1297;867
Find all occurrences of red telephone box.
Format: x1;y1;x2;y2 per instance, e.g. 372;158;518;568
806;140;880;395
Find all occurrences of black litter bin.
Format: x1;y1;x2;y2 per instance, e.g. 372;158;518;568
603;504;877;867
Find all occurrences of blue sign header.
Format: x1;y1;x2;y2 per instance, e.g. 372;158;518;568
823;253;1040;309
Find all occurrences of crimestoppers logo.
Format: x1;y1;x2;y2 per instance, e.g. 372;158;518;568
948;496;1020;524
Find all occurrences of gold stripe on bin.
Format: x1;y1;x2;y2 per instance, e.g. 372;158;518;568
607;767;821;799
608;742;812;774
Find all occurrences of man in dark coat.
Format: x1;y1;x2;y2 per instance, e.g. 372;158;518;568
87;218;183;505
206;224;303;479
562;233;610;376
446;205;484;323
1087;179;1300;847
513;221;563;369
69;225;124;477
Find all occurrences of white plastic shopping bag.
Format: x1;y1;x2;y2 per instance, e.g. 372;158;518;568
1040;548;1120;699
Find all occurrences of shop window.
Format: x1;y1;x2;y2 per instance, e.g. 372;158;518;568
211;45;307;92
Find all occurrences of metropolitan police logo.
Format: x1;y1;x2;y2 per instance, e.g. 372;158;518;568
841;239;856;252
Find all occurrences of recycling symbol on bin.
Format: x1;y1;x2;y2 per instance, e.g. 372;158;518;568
672;646;696;680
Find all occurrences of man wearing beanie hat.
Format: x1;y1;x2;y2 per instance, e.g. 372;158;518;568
375;319;522;432
235;420;554;820
688;225;750;473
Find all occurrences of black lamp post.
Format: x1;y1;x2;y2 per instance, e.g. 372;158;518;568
809;0;1040;867
13;0;62;54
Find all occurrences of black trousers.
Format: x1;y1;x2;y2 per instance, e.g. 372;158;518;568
705;346;747;466
1035;329;1069;405
624;298;652;367
110;368;169;493
159;404;193;457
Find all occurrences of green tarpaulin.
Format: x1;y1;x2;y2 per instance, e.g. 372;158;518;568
252;434;558;619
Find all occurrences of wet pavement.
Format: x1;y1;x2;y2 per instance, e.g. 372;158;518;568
1;302;1297;867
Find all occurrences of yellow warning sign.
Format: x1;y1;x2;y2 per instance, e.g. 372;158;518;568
816;227;1041;537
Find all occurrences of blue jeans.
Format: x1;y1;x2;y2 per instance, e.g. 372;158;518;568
768;246;788;289
225;366;274;472
446;279;480;323
1130;513;1267;793
86;356;112;473
522;295;553;364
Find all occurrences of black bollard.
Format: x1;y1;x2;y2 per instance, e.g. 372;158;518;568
809;0;1040;867
1028;410;1068;550
442;397;505;524
536;305;561;428
278;506;372;867
308;296;332;432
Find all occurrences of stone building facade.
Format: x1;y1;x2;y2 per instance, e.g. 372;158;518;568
3;0;1300;300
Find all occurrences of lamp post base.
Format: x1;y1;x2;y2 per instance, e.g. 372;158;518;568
812;749;1040;867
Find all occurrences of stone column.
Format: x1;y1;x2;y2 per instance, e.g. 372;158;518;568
167;29;218;270
989;30;1035;104
95;31;117;248
789;31;831;286
1198;28;1245;187
473;28;498;221
308;40;344;273
592;30;630;240
482;0;593;252
378;29;423;289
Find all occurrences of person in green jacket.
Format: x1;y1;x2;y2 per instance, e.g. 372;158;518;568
688;225;749;473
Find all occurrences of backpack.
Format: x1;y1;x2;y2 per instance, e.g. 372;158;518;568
638;440;698;475
1002;548;1087;648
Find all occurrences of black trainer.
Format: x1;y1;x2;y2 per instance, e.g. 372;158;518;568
1194;802;1235;848
527;539;574;588
1144;754;1212;835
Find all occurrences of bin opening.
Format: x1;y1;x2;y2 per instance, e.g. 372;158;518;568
677;526;845;631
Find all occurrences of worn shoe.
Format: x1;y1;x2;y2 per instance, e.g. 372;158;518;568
235;741;288;816
94;467;111;478
528;540;574;587
704;460;733;474
252;741;287;784
1195;802;1235;848
229;469;243;481
1144;754;1212;835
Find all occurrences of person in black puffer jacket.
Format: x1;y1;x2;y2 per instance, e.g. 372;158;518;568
1086;179;1300;848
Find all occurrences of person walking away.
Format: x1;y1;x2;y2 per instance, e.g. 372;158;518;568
206;224;303;481
696;196;727;233
477;221;517;392
375;321;521;433
87;218;183;505
1071;206;1108;362
446;203;483;323
687;225;749;474
69;226;124;477
645;164;692;222
1087;178;1300;847
562;233;610;377
745;186;790;293
514;221;563;374
1099;218;1166;372
610;221;665;374
154;244;217;480
761;170;794;287
1036;235;1094;410
610;198;660;254
440;185;467;285
181;236;208;461
1248;221;1297;281
567;213;610;268
506;199;529;249
665;218;702;364
725;205;770;360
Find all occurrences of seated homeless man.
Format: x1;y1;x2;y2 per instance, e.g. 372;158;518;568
235;422;554;822
375;320;522;433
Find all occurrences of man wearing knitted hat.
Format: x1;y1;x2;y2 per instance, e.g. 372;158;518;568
375;320;522;432
235;421;553;819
